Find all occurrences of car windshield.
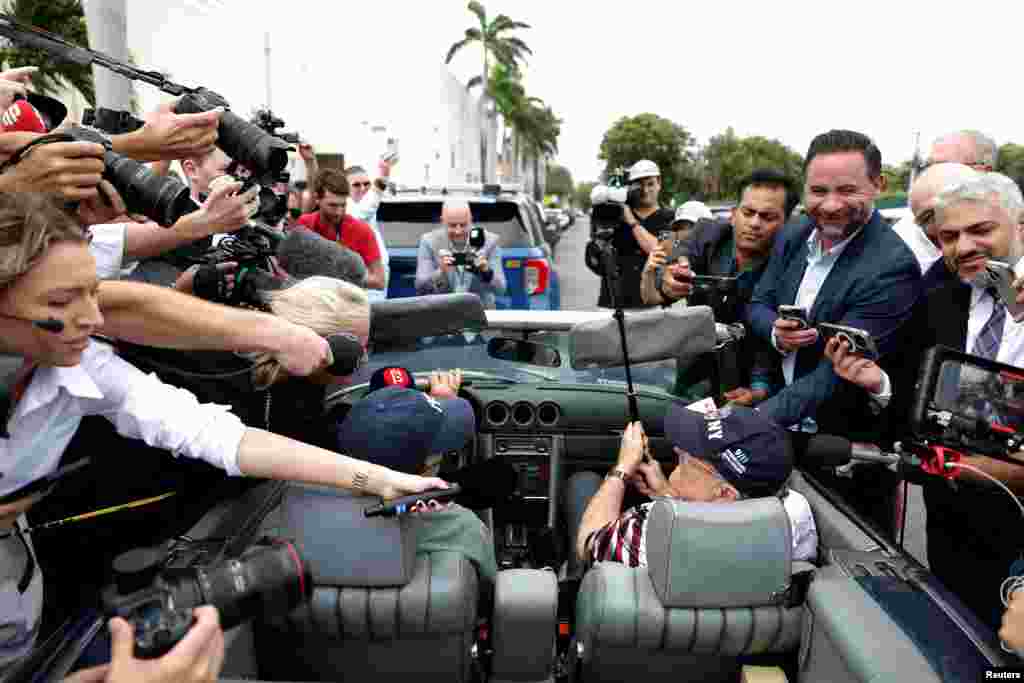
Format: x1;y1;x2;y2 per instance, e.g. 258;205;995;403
349;328;682;398
377;199;535;249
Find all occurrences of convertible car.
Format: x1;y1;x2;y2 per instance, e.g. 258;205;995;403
13;295;1016;682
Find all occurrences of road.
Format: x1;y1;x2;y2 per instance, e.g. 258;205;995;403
550;216;929;567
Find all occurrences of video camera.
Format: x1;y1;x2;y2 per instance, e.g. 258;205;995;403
589;178;643;243
102;538;310;658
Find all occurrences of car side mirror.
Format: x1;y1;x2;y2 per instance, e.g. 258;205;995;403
487;337;561;368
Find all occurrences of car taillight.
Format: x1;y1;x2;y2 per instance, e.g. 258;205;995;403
525;259;549;296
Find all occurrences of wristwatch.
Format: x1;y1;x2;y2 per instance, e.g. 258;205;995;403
606;468;629;482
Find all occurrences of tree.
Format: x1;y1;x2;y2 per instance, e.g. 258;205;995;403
445;2;531;183
518;101;561;200
998;143;1024;192
545;163;573;197
598;113;696;199
701;128;803;201
575;181;597;211
0;0;94;104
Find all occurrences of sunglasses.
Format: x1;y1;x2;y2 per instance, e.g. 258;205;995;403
350;182;371;189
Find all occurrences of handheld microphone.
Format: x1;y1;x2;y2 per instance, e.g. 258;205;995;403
805;435;900;468
324;333;365;376
363;485;462;518
0;312;64;333
469;227;486;250
0;96;47;134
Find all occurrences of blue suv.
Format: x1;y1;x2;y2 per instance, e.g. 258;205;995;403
378;187;560;310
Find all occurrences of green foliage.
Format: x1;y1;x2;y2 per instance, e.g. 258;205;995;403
875;192;908;209
997;143;1024;192
445;2;532;77
702;128;803;201
545;163;573;197
598;113;696;199
575;181;597;211
0;0;94;104
882;161;914;194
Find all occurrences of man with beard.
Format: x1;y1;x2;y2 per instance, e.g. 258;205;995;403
747;130;921;535
827;172;1024;630
587;160;674;309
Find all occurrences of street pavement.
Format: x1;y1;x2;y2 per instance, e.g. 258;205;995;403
551;216;929;567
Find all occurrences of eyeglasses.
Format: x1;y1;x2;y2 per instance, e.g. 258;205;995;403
914;208;936;228
350;182;371;189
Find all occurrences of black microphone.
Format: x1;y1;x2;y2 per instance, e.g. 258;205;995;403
805;434;900;468
324;333;365;376
363;485;462;518
277;230;368;287
469;227;486;250
445;459;517;510
0;312;64;333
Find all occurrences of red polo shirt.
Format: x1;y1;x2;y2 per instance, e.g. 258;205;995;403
296;211;381;267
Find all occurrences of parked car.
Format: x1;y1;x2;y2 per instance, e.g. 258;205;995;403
377;185;560;311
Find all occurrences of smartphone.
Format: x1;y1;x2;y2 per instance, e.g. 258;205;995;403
818;322;879;359
657;230;675;254
778;305;809;330
691;275;738;293
452;252;471;267
976;259;1024;322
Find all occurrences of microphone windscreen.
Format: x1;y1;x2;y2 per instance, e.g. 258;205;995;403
277;229;367;287
446;459;517;510
469;227;485;250
1;98;47;134
325;333;365;376
805;434;852;468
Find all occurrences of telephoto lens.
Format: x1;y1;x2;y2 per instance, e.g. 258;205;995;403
174;88;292;179
64;125;198;227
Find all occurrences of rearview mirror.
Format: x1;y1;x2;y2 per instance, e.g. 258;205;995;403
487;337;561;368
568;306;716;369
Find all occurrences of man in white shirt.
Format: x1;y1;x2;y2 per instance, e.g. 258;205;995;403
827;172;1024;630
347;160;392;301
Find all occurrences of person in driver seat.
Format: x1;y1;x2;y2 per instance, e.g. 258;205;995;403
573;404;817;571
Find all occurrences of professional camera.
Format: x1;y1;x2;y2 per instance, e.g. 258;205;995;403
907;345;1024;460
60;123;198;227
102;538;311;658
447;227;487;272
589;181;643;243
191;223;286;309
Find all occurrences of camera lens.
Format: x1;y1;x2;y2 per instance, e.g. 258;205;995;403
104;152;198;227
166;541;310;631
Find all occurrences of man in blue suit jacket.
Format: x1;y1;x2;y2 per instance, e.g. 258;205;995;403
747;130;922;535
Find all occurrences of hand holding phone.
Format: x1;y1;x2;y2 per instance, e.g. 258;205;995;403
976;259;1024;322
818;322;879;359
777;305;809;330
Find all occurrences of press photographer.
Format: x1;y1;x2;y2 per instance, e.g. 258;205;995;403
415;199;506;309
584;160;673;309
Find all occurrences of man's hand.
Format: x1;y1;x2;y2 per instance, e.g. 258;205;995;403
0;67;35;111
0;141;105;200
475;253;490;273
120;103;221;162
174;261;238;296
91;606;225;683
77;180;128;227
272;322;332;376
825;336;883;394
195;178;259;234
723;387;768;406
622;204;638;227
298;142;315;164
662;258;694;300
1011;274;1024;311
438;249;455;274
429;369;463;399
630;459;671;498
378;157;392;178
643;246;667;273
1001;590;1024;653
615;422;647;477
774;317;819;353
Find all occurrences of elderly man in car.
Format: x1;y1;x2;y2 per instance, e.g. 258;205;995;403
570;404;817;574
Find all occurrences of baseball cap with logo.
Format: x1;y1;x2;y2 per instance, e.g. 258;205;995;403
368;366;415;393
664;403;792;497
334;386;476;474
674;200;713;225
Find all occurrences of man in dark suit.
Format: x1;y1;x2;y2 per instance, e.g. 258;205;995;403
828;172;1024;630
747;129;922;535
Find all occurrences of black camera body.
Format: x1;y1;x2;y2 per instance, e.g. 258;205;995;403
590;186;643;243
449;227;487;272
62;124;198;227
103;539;310;659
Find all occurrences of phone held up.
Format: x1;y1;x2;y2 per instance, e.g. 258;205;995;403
777;305;809;330
974;259;1024;322
818;322;879;360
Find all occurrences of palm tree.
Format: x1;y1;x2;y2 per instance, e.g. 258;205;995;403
518;102;561;200
0;0;95;104
444;1;531;183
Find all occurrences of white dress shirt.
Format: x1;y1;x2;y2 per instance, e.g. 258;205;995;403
892;215;941;275
777;228;864;386
349;192;390;302
89;223;135;280
0;340;247;499
0;341;247;669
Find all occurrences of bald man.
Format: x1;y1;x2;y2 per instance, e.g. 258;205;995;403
892;163;981;282
415;199;506;308
926;130;998;172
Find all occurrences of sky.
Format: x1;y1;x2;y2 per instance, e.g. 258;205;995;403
126;0;1024;184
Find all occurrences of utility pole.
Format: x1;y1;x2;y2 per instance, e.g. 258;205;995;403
264;31;272;110
908;130;922;191
83;0;132;110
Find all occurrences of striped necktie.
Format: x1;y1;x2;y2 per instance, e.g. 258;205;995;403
971;288;1006;361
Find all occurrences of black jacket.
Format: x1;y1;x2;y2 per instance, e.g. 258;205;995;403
884;279;1024;629
587;207;674;309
